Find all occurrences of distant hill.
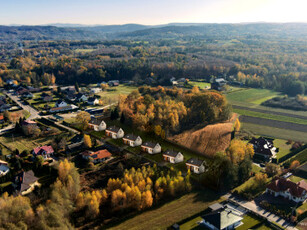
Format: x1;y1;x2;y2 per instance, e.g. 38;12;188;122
0;23;306;41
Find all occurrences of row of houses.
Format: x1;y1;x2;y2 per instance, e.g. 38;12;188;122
88;119;206;174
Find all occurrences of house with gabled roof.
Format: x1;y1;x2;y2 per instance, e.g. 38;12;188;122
266;177;307;203
76;93;88;102
32;145;54;159
55;100;68;107
88;117;106;131
186;158;206;174
105;126;124;139
200;207;243;230
87;97;100;105
0;160;9;176
249;137;277;161
163;150;184;163
81;149;112;164
14;170;39;195
141;142;161;154
123;134;142;147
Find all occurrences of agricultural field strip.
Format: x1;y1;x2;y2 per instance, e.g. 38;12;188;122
239;115;307;133
233;105;307;120
234;108;307;125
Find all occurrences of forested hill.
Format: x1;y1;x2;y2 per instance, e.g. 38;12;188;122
0;23;307;41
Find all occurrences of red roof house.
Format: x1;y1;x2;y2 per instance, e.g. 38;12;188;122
32;146;54;159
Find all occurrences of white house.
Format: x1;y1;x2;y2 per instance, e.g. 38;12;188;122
123;134;142;147
105;126;124;139
76;93;88;102
55;100;68;107
186;158;206;174
90;88;102;94
141;142;161;154
0;160;10;176
200;207;243;230
87;97;100;105
163;150;184;163
266;177;307;203
88;117;106;131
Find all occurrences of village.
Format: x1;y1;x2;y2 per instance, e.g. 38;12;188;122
0;78;306;230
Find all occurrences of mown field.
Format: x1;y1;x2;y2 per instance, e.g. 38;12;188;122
95;84;138;103
108;190;223;230
241;122;307;142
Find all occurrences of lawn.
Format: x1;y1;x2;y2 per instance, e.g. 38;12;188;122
289;175;307;183
189;81;211;89
252;164;262;173
108;190;223;230
179;216;203;230
273;139;293;160
96;84;138;104
236;214;263;230
241;122;307;142
226;88;281;105
234;108;307;125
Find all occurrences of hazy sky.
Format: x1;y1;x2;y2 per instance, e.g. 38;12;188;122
0;0;306;25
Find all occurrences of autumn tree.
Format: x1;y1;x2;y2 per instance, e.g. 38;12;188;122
226;139;254;164
233;118;241;132
289;160;300;170
75;111;90;130
84;134;92;148
265;163;281;177
154;125;162;136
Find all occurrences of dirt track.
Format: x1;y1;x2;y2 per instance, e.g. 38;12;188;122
239;115;307;132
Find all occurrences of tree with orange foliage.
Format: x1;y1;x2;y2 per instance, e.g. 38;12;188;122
290;160;300;170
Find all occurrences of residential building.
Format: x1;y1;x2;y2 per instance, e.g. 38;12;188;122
76;93;88;102
80;149;112;164
14;170;39;195
21;92;33;98
186;158;206;174
249;137;277;161
141;142;161;154
0;115;4;124
88;117;106;131
105;126;124;139
42;95;53;102
200;207;243;230
88;97;100;105
55;100;68;107
108;80;119;87
266;177;307;203
0;160;9;176
32;145;54;159
50;105;76;113
90;88;102;94
163;150;184;163
123;134;142;147
211;78;227;91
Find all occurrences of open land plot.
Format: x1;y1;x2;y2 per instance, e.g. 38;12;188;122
189;81;211;89
108;190;223;230
226;88;281;105
96;85;138;104
239;116;307;133
285;148;307;165
241;122;307;142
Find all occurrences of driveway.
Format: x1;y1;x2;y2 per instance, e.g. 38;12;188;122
223;193;298;230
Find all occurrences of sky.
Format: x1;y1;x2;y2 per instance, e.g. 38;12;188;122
0;0;306;25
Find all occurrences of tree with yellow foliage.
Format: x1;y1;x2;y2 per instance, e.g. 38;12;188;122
226;139;254;164
84;134;92;148
233;118;241;132
76;111;91;130
290;160;300;170
154;125;162;136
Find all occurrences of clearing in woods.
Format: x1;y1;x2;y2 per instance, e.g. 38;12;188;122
169;115;237;157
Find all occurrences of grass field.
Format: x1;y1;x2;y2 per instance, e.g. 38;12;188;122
108;190;223;230
273;139;293;160
189;81;211;89
289;175;307;183
235;108;307;125
96;85;138;104
226;88;281;105
241;122;307;142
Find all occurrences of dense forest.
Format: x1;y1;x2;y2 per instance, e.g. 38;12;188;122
0;23;306;95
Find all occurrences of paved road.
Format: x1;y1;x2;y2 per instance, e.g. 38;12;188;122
239;115;307;133
233;105;307;120
223;194;298;230
5;91;40;120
